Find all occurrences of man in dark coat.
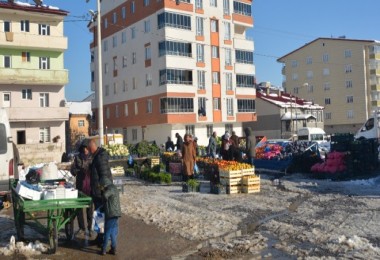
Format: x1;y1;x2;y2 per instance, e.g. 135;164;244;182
175;133;184;151
165;137;175;151
207;131;217;158
244;127;256;165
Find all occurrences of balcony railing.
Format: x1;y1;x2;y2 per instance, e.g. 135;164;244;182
0;32;67;51
0;68;68;85
5;107;69;122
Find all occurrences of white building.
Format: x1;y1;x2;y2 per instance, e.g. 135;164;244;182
90;0;256;146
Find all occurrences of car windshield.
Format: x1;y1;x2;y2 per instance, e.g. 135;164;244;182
0;124;7;154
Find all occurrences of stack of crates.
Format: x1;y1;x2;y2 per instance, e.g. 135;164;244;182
219;167;260;194
330;133;354;152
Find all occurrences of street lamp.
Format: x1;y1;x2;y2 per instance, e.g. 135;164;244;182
87;0;104;146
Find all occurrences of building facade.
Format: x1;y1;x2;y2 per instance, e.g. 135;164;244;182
90;0;256;146
244;87;324;139
278;37;380;135
0;1;69;164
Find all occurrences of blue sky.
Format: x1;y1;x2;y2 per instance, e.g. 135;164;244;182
44;0;380;101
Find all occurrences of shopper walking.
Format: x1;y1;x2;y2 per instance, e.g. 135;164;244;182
181;134;196;182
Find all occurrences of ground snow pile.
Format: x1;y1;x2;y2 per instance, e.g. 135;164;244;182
337;235;380;253
0;236;47;256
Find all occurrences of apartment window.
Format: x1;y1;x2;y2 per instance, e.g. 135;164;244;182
226;73;233;91
225;48;232;66
22;51;31;62
325;112;332;120
122;56;127;67
347;110;354;119
236;74;255;88
103;40;108;52
197;71;205;89
224;22;231;40
292;73;298;81
131;1;135;13
39;93;49;107
325;98;331;105
160;98;194;113
112;12;117;24
91;71;95;83
307;84;314;93
124;104;129;116
323;68;330;76
132;129;137;141
237;99;255;112
78;120;85;127
106;107;110;119
159;69;193;85
210;19;218;32
131;27;136;39
104;63;109;74
144;0;150;6
293;87;299;94
291;60;298;68
210;0;217;7
145;46;151;60
235;50;253;64
185;125;195;135
112;35;117;48
4;55;11;68
122;6;126;19
196;17;204;36
113;58;119;74
195;0;203;9
324;82;331;91
322;53;329;63
211;46;219;58
133;77;137;89
307;71;313;79
134;102;138;115
226;98;234;116
206;125;213;138
213;98;221;110
122;80;127;92
113;82;118;94
306;56;312;65
346;80;353;88
233;1;251;16
20;20;29;32
212;72;220;84
157;12;191;30
105;85;109;96
196;44;204;62
38;24;50;35
158;40;192;57
223;0;230;14
132;52;136;64
198;97;206;116
144;20;151;33
146;99;153;113
345;64;352;73
122;31;127;44
22;89;32;100
344;49;352;58
4;21;11;32
146;73;152;86
39;127;50;143
346;96;354;103
115;105;119;118
104;18;108;29
39;57;50;69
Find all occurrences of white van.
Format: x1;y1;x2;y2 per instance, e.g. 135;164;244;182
0;108;16;192
297;127;327;143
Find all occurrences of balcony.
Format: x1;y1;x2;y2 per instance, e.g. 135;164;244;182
234;63;255;75
233;37;254;51
370;69;380;75
0;68;68;85
5;107;69;122
232;13;253;27
0;32;67;51
236;86;256;96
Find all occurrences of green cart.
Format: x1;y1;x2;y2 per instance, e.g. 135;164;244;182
11;181;92;254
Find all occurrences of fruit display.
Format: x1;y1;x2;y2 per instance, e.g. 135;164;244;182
104;144;130;157
196;158;253;171
311;151;347;174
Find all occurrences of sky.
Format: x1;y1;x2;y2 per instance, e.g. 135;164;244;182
41;0;380;101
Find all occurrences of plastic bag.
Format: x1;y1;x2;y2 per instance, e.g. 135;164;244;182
194;162;199;174
92;207;105;233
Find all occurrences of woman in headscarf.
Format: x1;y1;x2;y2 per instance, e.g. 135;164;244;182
181;134;196;182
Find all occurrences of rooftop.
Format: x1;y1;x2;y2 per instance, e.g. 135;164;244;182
67;101;92;116
0;0;68;16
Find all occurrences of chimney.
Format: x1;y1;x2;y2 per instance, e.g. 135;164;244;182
278;88;281;97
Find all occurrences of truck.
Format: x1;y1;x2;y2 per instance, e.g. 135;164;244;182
355;110;380;140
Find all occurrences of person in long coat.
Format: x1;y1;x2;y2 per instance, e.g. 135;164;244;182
181;134;196;181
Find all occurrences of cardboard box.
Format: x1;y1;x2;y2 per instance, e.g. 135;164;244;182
16;182;42;201
65;188;78;199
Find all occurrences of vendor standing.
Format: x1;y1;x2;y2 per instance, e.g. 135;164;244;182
71;139;93;236
181;134;196;182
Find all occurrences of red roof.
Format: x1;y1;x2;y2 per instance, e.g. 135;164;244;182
0;1;68;16
257;90;323;109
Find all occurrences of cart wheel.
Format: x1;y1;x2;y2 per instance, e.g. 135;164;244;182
49;220;58;254
64;209;74;241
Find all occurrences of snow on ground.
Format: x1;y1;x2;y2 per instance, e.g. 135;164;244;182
121;174;380;258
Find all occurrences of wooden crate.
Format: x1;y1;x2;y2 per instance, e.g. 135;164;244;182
242;184;260;194
242;175;260;186
241;168;255;176
219;169;242;178
220;176;242;186
226;184;242;194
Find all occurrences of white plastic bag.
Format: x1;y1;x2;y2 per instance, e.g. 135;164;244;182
92;208;105;233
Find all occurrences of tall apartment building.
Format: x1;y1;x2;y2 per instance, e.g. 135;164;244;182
278;37;380;135
0;1;69;163
89;0;256;146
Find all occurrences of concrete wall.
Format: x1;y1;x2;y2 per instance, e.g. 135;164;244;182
17;142;65;166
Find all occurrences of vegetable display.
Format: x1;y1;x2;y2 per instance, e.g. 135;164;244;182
104;144;130;157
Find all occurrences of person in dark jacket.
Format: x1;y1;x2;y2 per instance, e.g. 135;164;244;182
175;133;184;151
207;131;217;158
71;140;93;236
244;127;256;165
165;137;175;151
99;177;121;256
